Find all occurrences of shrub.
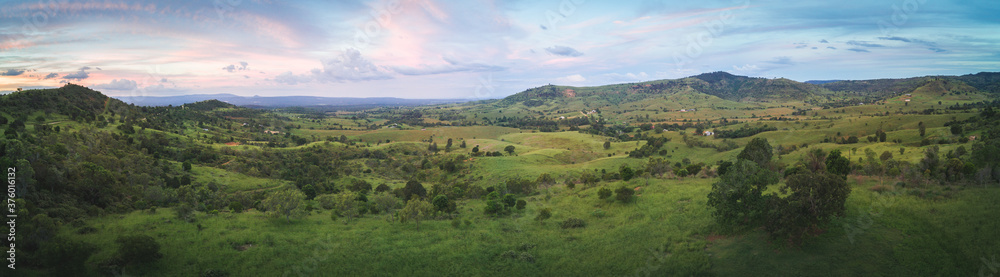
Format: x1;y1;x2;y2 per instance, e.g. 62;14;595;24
535;208;552;221
615;186;635;203
561;218;586;229
175;204;195;222
515;199;527;210
115;234;162;264
597;187;612;199
502;194;517;208
314;194;337;210
228;201;243;213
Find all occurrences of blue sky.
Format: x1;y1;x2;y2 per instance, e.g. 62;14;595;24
1;0;998;99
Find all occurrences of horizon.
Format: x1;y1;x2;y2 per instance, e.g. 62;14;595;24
3;70;997;101
1;0;999;99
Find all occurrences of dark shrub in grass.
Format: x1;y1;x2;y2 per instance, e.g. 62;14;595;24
561;218;586;229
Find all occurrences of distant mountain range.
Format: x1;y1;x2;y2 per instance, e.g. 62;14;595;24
501;71;1000;104
804;80;845;85
113;94;470;108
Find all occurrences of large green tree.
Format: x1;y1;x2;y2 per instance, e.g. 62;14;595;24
736;137;773;168
765;171;851;245
706;159;780;231
825;149;851;177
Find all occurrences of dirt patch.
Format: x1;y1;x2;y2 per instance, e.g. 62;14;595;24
224;142;241;146
706;234;726;243
562;89;576;97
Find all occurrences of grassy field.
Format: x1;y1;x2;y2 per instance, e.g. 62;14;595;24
54;176;1000;276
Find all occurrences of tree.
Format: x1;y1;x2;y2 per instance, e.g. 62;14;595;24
402;180;427;201
603;140;611;150
706;159;780;231
432;194;454;213
536;173;555;186
615;186;634;203
428;142;438;152
825;150;851;177
686;163;703;177
115;234;162;265
301;184;317;200
182;161;192;172
619;164;635;181
516;199;527;210
717;160;734;176
918;121;926;137
504;145;516;155
502;193;517;208
262;186;305;222
332;191;360;223
950;124;963;135
228;201;244;213
880;151;893;162
878;130;887;142
460;140;467;148
399;198;434;227
372;192;400;222
736;137;773;168
472;145;480;153
765;171;851;246
446;138;453;150
598;187;612;199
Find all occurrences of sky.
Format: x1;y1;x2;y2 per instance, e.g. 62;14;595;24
1;0;998;99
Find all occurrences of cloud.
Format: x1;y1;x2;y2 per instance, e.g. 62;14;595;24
545;46;584;57
539;25;548;30
43;73;59;79
309;48;392;82
62;67;91;80
847;48;870;53
846;41;884;48
96;67;102;70
1;69;26;76
274;71;313;85
766;56;793;65
556;74;586;83
601;72;649;82
878;36;947;52
390;56;505;76
819;39;829;43
879;36;911;42
732;64;760;74
92;79;138;90
222;62;250;73
827;46;837;49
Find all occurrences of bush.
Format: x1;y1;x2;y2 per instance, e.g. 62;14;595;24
535;208;552;221
560;218;586;229
598;187;612;199
228;201;243;213
502;194;517;208
314;194;337;210
515;199;527;210
115;234;162;264
175;204;195;222
615;186;634;203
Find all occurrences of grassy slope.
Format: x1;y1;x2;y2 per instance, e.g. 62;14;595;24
54;177;1000;276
